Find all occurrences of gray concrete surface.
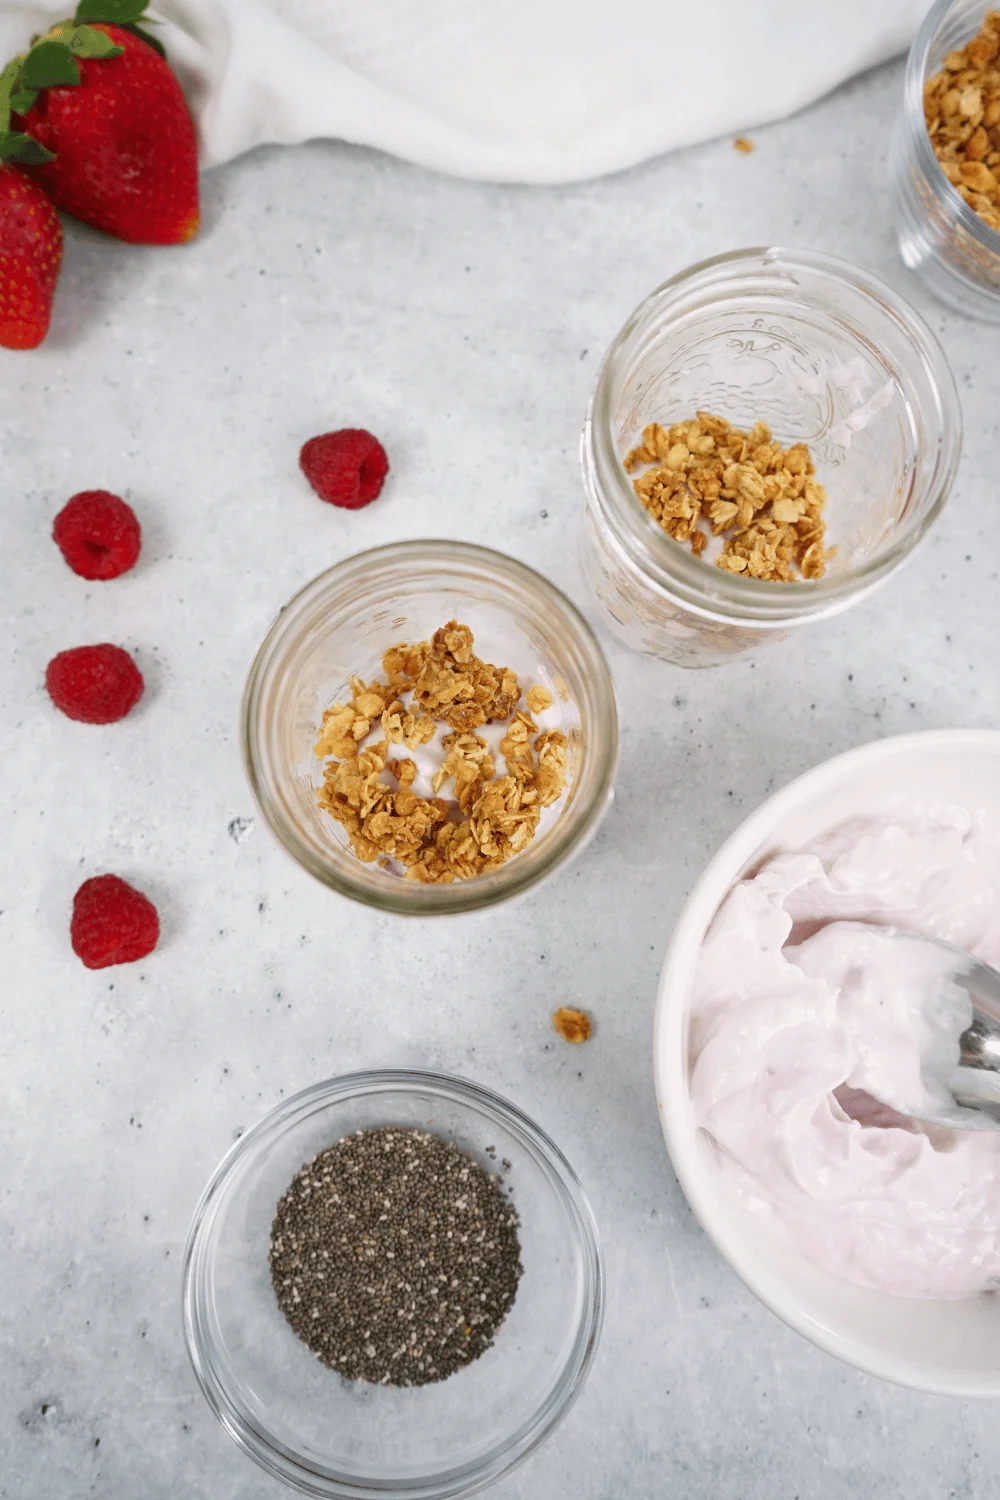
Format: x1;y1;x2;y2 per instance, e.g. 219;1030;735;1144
2;52;998;1500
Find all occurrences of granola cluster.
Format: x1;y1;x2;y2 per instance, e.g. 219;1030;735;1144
624;412;831;582
552;1007;592;1044
925;12;1000;234
314;622;568;883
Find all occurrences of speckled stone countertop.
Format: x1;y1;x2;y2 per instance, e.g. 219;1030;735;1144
3;53;998;1500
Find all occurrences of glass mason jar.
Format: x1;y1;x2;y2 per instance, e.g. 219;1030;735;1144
242;540;618;916
580;247;961;668
891;0;1000;319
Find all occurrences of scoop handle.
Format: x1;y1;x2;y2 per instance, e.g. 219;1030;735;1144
956;952;1000;1072
961;1016;1000;1071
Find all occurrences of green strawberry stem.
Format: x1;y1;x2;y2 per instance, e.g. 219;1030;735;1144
75;0;153;23
0;0;167;164
74;0;165;58
0;56;54;160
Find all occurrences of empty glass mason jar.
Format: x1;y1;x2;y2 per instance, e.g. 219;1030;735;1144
891;0;1000;319
580;247;962;668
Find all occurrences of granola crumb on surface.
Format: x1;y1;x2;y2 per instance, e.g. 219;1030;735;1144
623;411;832;582
314;622;568;883
733;136;755;154
924;10;1000;234
552;1007;592;1044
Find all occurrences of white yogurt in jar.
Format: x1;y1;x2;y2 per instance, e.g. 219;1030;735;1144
689;805;1000;1299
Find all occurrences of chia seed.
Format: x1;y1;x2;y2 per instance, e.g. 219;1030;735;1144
268;1126;523;1387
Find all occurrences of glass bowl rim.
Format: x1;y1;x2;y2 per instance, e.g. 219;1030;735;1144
240;539;619;917
182;1067;606;1500
586;245;962;623
903;0;1000;261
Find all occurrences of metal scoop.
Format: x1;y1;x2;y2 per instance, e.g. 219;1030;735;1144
836;923;1000;1131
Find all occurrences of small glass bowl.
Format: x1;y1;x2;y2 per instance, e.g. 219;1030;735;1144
182;1069;605;1500
891;0;1000;319
580;247;961;667
241;541;618;916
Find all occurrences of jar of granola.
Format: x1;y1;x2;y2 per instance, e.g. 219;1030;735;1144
579;248;962;668
242;541;618;915
892;0;1000;319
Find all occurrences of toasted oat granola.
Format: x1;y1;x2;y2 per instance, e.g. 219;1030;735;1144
314;622;568;883
624;411;831;582
924;11;1000;234
552;1006;592;1044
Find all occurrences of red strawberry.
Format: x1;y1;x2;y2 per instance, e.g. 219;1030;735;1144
0;163;62;348
6;9;198;245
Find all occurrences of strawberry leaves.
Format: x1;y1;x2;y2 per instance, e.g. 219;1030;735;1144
75;0;151;20
0;14;132;162
0;133;56;163
67;26;127;59
0;58;55;160
0;43;78;163
14;25;124;100
73;0;166;58
21;40;81;89
0;0;168;166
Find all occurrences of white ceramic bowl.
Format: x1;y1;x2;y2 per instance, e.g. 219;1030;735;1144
654;729;1000;1397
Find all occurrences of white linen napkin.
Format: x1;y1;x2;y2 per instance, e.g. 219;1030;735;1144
0;0;928;181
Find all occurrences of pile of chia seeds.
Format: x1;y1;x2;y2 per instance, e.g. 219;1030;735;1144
269;1126;523;1387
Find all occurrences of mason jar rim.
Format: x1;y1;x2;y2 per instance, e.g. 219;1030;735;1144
241;539;619;916
904;0;1000;260
585;246;962;626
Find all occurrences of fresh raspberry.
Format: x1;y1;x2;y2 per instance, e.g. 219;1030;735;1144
52;490;141;580
71;874;159;969
45;644;144;724
299;429;389;509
